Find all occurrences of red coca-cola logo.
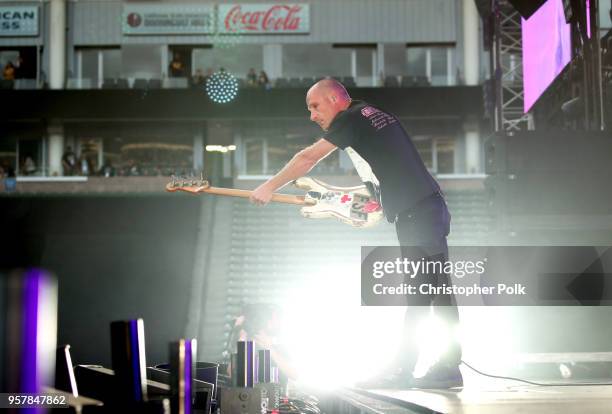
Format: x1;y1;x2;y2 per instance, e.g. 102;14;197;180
224;4;303;32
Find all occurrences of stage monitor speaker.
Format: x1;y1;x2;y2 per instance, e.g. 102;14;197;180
508;0;547;19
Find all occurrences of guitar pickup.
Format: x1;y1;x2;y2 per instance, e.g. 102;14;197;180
306;191;321;199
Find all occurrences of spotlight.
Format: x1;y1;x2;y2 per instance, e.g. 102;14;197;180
206;71;239;104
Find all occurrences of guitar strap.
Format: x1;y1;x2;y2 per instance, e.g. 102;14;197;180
345;146;381;203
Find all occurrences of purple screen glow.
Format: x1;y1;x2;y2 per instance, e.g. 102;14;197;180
522;0;572;112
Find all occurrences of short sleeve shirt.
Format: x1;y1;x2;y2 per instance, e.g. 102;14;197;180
323;100;441;221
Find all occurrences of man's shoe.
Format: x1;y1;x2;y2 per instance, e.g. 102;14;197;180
411;364;463;389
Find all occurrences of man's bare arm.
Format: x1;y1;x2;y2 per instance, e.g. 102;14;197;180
250;138;337;205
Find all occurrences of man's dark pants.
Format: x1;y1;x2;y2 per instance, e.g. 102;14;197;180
394;193;462;375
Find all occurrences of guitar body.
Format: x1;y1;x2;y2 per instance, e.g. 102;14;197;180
294;177;383;227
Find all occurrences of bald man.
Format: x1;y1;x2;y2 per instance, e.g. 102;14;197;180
250;78;462;389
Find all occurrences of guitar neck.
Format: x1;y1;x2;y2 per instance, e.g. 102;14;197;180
204;186;313;206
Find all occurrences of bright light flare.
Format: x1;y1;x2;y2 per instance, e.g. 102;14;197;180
413;313;454;378
277;265;405;389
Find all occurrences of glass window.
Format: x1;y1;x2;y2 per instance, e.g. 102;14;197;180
267;139;290;174
245;139;264;175
193;45;263;80
102;49;121;79
122;45;162;79
282;44;351;79
430;47;449;86
406;47;427;77
356;49;373;77
412;135;455;174
436;137;455;174
355;47;375;86
237;119;339;176
80;49;99;87
402;45;456;86
383;44;405;76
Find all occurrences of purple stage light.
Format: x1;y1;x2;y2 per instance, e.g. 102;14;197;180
586;0;591;38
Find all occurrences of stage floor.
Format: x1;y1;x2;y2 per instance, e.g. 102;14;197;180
356;383;612;414
342;353;612;413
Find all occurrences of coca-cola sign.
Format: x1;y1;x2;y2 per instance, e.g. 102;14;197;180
218;4;310;34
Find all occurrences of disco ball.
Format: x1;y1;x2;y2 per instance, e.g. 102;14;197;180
206;71;239;104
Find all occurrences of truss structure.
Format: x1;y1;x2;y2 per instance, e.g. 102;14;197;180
491;0;534;132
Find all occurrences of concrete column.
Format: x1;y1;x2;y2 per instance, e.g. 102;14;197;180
464;121;481;174
462;0;480;85
48;123;64;176
263;44;282;80
350;50;357;79
49;0;66;89
377;43;385;85
193;132;204;172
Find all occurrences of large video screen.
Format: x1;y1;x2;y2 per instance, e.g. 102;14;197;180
521;0;572;112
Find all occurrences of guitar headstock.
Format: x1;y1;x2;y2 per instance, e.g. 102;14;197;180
166;174;211;194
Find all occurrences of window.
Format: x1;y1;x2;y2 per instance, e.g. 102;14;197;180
245;139;263;175
102;49;121;79
283;44;351;79
75;47;121;88
430;47;450;86
193;45;263;79
236;120;340;177
407;44;454;86
413;135;456;174
383;44;405;77
435;137;455;174
384;44;456;86
79;49;99;88
406;48;427;77
122;45;163;80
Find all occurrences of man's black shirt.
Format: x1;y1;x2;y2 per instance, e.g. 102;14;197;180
323;100;441;221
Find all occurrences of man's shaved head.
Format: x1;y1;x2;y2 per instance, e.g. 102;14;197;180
306;78;352;131
308;78;351;103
